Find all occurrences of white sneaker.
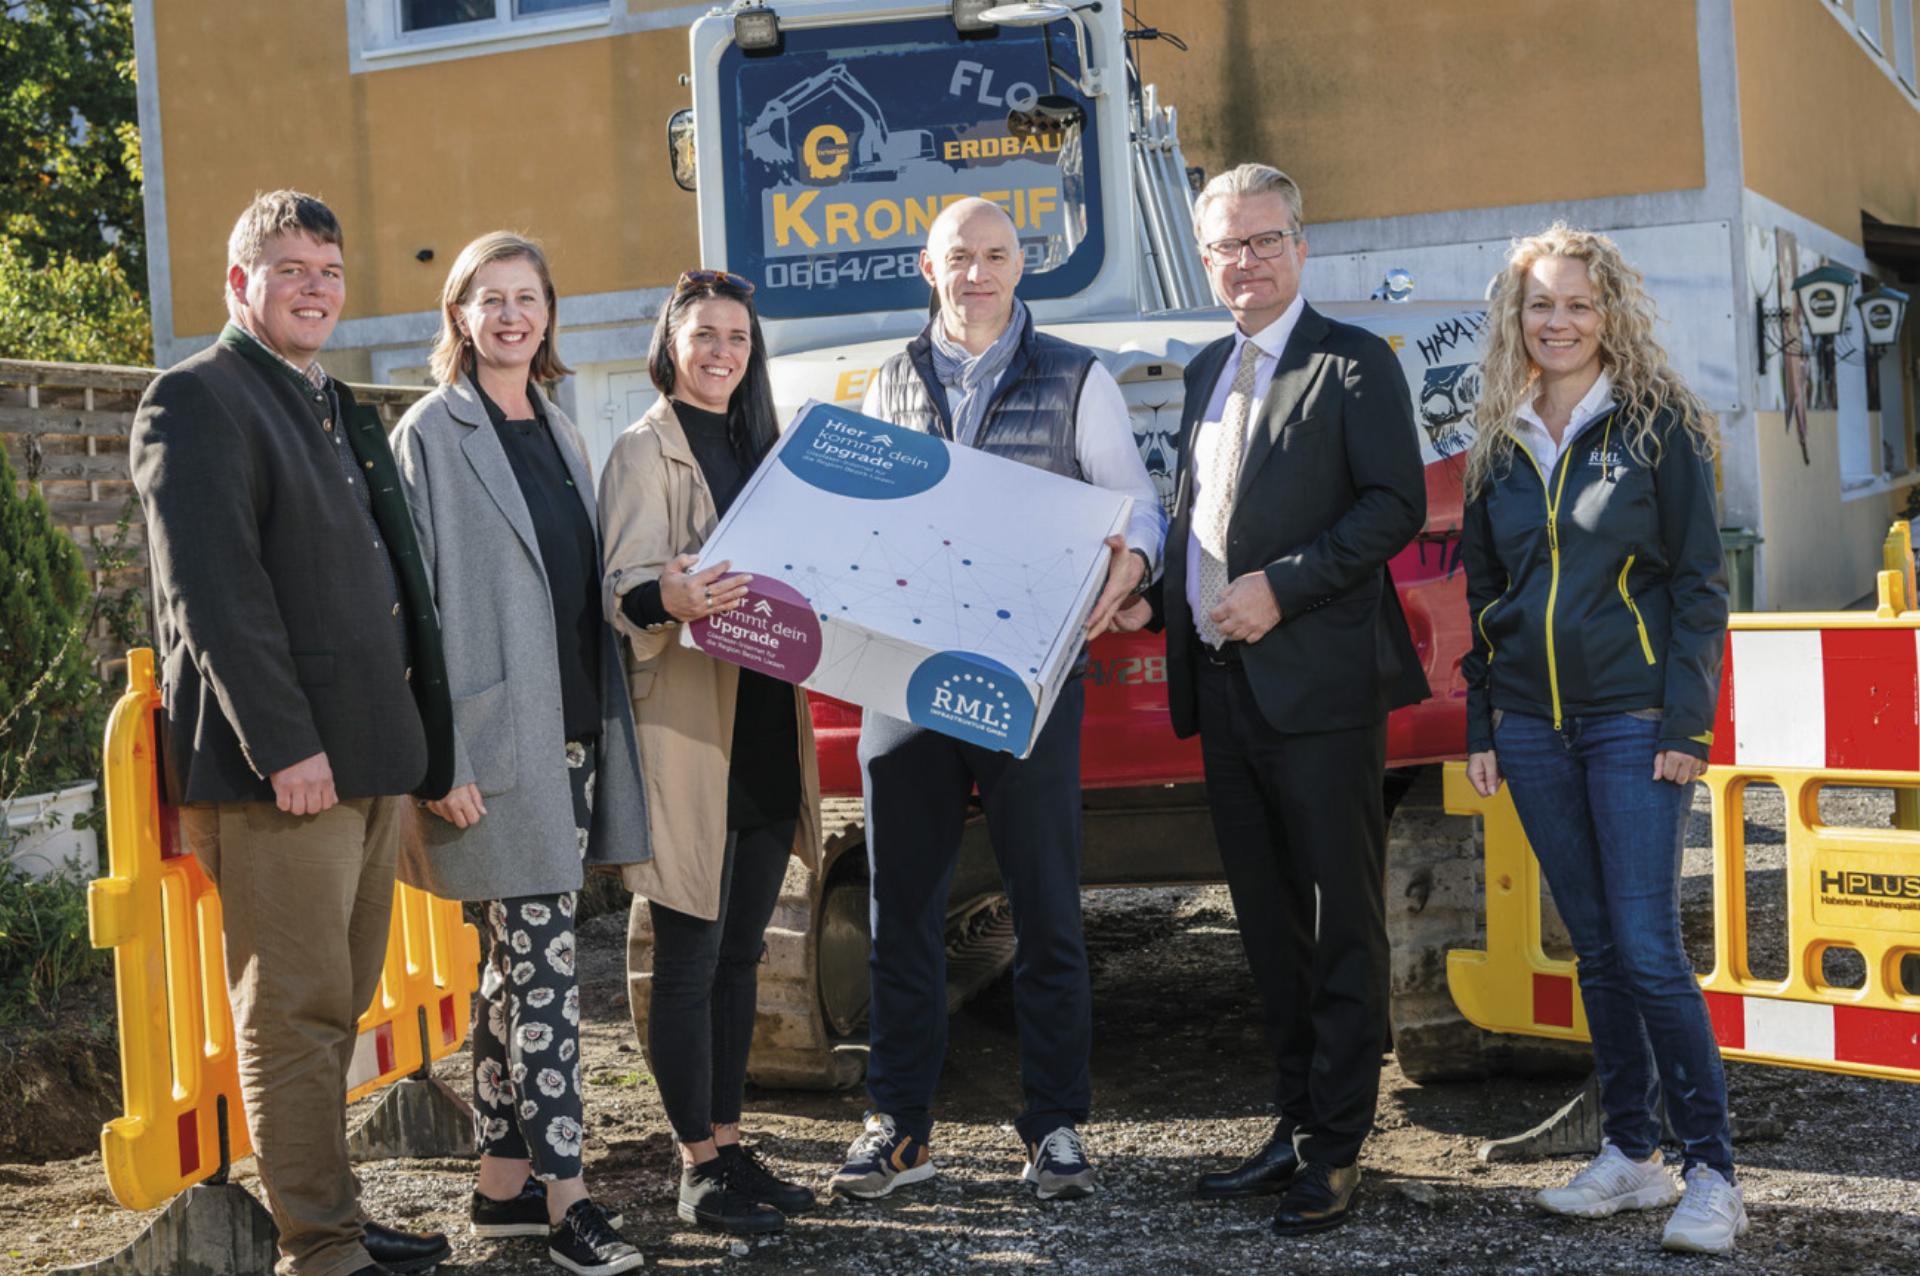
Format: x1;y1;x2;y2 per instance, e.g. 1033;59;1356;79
1534;1142;1679;1218
1661;1165;1749;1255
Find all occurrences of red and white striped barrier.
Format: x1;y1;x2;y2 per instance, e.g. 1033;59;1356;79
1711;624;1920;773
1704;990;1920;1074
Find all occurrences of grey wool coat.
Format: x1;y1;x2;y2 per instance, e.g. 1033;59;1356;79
389;376;650;901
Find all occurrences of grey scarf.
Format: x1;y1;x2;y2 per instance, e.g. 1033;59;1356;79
928;297;1027;447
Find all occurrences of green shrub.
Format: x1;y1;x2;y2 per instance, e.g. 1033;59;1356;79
0;234;152;366
0;444;106;798
0;861;107;1025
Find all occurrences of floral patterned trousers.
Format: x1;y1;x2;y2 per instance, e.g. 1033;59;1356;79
471;742;593;1179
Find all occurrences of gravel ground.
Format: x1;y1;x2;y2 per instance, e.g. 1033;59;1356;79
7;786;1918;1275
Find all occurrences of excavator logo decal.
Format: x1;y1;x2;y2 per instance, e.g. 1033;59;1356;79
802;124;851;181
747;64;938;187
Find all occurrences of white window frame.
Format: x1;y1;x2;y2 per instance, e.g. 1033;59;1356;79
1821;0;1920;110
1857;0;1884;52
1894;0;1918;91
352;0;613;71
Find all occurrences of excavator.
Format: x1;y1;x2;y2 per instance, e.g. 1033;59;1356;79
649;0;1562;1089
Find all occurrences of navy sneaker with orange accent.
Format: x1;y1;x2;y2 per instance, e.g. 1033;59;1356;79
1023;1126;1096;1200
827;1113;935;1199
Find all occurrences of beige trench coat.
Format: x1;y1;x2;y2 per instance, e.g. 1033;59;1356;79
599;396;822;922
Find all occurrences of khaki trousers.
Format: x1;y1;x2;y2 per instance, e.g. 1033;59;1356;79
181;796;406;1276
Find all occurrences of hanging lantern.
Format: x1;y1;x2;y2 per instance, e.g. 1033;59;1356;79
1792;264;1860;338
1857;286;1910;347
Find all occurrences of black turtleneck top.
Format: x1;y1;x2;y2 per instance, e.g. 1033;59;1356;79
618;400;798;829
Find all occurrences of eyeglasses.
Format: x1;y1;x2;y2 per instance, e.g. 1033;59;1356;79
1203;229;1301;262
676;269;756;295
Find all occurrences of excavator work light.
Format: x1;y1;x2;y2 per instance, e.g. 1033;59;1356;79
733;6;782;52
951;0;999;31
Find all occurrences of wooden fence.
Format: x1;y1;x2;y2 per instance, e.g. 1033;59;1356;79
0;358;428;678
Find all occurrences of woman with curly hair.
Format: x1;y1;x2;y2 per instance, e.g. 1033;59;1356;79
1460;224;1739;1255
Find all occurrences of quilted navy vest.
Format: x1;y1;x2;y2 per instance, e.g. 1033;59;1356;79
867;308;1093;479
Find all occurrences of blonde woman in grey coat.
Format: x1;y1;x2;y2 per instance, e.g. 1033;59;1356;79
390;231;648;1276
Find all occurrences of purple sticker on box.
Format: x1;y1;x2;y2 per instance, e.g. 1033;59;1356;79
688;575;822;683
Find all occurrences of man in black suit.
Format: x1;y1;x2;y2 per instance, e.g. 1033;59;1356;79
1117;164;1428;1234
131;191;453;1276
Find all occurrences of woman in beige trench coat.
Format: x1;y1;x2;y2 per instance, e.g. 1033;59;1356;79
599;270;822;1237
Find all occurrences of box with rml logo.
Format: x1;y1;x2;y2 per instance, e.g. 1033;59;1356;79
680;400;1133;757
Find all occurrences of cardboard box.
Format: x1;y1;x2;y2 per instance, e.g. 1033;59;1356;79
682;401;1133;757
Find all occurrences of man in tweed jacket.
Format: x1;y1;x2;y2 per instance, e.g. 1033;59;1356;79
130;190;453;1276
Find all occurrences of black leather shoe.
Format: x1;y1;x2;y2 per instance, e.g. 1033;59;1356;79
363;1220;452;1274
1194;1124;1300;1200
1271;1161;1361;1235
349;1267;396;1276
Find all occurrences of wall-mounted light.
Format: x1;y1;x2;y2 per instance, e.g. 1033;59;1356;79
1858;285;1910;347
1757;262;1862;374
1792;264;1858;337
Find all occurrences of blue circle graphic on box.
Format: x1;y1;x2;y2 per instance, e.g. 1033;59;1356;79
906;652;1036;752
780;404;949;499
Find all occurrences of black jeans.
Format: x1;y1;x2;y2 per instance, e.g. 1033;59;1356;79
646;819;794;1145
1197;657;1389;1168
858;678;1090;1147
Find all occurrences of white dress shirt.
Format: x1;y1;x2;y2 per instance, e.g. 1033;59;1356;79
1184;293;1305;622
861;356;1169;577
1513;370;1615;473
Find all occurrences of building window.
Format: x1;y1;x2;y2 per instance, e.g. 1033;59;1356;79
356;0;610;69
1895;0;1918;90
401;0;597;31
1857;0;1884;51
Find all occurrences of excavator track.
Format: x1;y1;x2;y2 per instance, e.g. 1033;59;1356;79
627;796;1023;1090
1385;769;1589;1082
626;799;870;1089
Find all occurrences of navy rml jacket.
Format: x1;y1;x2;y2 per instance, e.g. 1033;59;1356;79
1460;401;1728;760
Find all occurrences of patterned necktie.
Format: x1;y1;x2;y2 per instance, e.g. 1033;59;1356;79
1194;339;1264;647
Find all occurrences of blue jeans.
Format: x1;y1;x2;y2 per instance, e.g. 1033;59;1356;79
1493;710;1734;1178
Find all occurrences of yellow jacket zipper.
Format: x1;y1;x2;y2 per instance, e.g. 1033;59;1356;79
1516;443;1575;729
1618;555;1656;665
1476;589;1509;660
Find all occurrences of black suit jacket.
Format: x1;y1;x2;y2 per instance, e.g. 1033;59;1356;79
1160;303;1431;738
131;327;454;803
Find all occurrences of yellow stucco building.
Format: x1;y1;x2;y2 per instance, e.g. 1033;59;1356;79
134;0;1920;609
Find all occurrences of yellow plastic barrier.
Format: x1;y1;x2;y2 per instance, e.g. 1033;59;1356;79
1446;560;1920;1083
87;649;482;1211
